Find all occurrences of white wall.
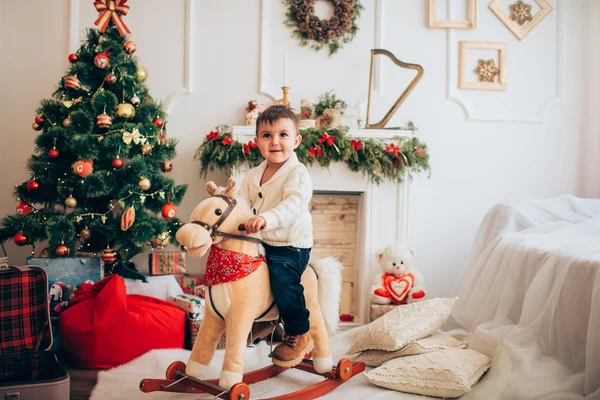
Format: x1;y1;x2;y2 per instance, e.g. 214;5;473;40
0;0;589;299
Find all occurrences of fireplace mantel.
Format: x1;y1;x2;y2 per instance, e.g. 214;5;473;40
231;126;413;327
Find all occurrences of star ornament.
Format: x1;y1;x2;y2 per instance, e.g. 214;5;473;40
475;59;500;83
509;0;533;26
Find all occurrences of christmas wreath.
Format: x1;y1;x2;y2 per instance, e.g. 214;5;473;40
283;0;364;56
195;125;430;185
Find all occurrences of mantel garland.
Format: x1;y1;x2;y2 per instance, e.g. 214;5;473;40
194;125;430;185
282;0;364;56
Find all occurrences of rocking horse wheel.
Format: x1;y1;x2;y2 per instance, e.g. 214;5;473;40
335;358;353;382
229;382;251;400
165;361;186;380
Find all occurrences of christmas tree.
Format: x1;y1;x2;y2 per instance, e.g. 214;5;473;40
0;2;187;278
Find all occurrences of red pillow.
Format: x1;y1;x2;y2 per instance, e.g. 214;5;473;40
59;274;185;369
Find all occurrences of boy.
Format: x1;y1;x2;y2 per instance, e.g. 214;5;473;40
238;105;314;368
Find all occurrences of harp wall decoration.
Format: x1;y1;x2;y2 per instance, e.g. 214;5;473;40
365;49;424;129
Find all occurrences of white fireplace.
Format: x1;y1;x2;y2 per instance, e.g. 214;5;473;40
231;126;412;327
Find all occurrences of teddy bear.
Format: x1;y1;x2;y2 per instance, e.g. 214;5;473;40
370;242;426;305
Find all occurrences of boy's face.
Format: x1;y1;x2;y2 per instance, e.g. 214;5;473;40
255;118;302;166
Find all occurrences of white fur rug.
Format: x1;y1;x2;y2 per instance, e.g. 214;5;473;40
90;327;509;399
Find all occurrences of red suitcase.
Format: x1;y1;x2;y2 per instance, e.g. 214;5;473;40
0;264;70;399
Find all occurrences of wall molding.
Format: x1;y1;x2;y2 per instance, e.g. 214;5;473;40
68;0;194;115
259;0;384;102
446;0;563;123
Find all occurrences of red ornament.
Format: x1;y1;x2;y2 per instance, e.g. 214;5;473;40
159;134;167;144
16;201;32;216
161;203;177;219
153;118;164;128
26;179;39;192
339;314;354;322
94;52;110;69
100;248;118;264
34;115;44;125
13;232;28;246
71;160;94;177
32;122;42;131
124;40;136;54
63;75;81;90
48;148;60;159
96;113;112;129
105;73;117;84
112;157;124;169
55;244;69;257
68;53;78;63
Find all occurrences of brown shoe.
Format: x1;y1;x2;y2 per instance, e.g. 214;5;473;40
271;332;314;368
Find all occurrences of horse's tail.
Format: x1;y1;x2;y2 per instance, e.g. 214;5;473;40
310;256;343;335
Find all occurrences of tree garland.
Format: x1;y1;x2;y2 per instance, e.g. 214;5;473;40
283;0;364;56
194;125;430;185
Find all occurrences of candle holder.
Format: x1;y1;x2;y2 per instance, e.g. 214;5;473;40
281;86;290;108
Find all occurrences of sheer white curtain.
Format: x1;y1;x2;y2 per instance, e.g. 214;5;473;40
580;0;600;198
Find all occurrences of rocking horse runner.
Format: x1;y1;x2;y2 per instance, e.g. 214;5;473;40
139;178;364;399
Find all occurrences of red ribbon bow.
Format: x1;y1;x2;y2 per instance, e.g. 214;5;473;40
205;131;219;141
243;141;257;155
222;136;235;146
351;139;362;151
94;0;132;36
309;145;324;158
385;143;400;157
319;132;335;146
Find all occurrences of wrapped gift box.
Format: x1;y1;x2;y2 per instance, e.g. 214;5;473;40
370;304;398;322
177;275;205;296
168;294;205;321
148;252;186;275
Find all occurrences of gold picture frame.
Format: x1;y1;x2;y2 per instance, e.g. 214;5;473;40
365;49;424;129
459;41;507;91
489;0;553;41
428;0;477;29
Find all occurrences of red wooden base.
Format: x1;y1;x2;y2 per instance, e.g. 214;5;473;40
139;358;365;400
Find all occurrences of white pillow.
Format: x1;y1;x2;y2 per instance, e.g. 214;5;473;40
365;348;491;398
352;332;467;367
348;297;457;354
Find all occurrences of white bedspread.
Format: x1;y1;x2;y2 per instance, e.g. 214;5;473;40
450;194;600;399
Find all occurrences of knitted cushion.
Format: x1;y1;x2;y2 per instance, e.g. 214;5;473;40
348;297;457;354
365;348;491;398
59;275;185;368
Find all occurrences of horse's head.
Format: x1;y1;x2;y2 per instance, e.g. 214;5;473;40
176;177;252;257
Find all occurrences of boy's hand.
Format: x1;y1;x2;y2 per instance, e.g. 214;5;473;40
245;216;266;234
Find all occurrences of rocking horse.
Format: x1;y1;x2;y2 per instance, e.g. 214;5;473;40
139;178;365;399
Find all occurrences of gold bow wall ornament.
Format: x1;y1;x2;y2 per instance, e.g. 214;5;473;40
122;128;146;145
365;49;424;129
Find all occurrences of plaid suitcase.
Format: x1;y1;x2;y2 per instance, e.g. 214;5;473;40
0;264;70;399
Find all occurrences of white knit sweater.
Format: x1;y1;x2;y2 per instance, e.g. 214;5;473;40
237;153;313;248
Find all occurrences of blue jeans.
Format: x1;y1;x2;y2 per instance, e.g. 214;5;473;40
263;243;311;336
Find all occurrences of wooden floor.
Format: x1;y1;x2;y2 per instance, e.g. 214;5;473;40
59;358;99;400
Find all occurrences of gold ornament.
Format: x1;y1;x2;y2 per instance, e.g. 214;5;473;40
475;59;500;83
63;117;72;127
136;65;148;82
79;228;91;240
509;0;533;26
138;177;151;191
150;232;170;248
64;195;77;208
141;143;153;155
116;103;135;119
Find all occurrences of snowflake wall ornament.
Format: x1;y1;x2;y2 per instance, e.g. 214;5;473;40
475;59;500;83
509;0;533;26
